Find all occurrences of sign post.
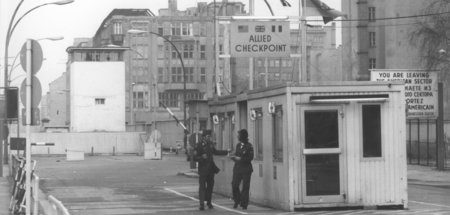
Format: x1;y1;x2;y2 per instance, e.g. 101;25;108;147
20;39;43;215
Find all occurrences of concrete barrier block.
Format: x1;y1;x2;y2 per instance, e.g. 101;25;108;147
66;149;85;161
144;142;162;160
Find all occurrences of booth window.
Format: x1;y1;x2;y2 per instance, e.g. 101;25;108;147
254;108;263;160
272;105;283;162
362;104;382;157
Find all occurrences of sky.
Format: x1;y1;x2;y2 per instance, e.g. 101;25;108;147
0;0;341;95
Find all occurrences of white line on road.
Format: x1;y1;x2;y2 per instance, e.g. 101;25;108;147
409;200;450;209
164;188;248;215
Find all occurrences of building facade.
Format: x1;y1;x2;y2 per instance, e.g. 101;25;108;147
341;0;450;118
341;0;426;81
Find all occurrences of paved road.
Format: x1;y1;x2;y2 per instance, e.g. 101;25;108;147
34;155;450;215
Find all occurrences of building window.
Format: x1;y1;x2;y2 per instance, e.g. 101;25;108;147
157;45;164;58
362;104;382;157
200;68;206;83
254;108;263;160
158;68;164;82
200;45;206;59
171;23;181;35
274;60;280;67
158;23;164;35
186;67;194;83
200;24;206;36
369;7;376;22
181;23;192;36
257;59;263;67
159;91;203;108
183;44;194;59
113;22;122;34
159;92;179;107
369;32;376;48
95;98;105;105
272;105;283;162
133;91;149;109
219;44;224;54
171;67;183;83
369;58;376;69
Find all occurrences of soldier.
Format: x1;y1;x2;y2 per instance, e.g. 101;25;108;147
194;130;229;210
230;129;254;210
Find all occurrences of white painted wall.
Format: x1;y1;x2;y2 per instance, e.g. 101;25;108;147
70;62;125;132
29;132;144;155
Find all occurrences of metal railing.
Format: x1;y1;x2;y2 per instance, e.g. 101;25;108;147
407;119;450;169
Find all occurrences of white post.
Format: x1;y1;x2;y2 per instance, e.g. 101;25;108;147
25;39;32;215
249;0;255;90
299;0;307;82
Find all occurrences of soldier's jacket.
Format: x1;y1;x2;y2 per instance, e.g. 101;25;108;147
194;139;228;176
233;142;254;173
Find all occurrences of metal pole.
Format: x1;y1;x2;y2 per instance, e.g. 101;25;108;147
25;39;32;215
129;83;134;126
408;119;412;164
417;118;420;165
437;82;445;170
249;0;254;90
426;119;430;166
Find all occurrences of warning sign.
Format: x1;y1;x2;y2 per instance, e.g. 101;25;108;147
230;20;290;57
370;69;438;118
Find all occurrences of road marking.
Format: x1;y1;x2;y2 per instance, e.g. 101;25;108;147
409;200;450;209
164;188;248;215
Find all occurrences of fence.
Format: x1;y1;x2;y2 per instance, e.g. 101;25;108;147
406;119;450;169
10;154;70;215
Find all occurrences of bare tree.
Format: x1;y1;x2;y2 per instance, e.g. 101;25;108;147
410;0;450;81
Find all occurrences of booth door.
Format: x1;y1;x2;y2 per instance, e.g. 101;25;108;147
300;106;345;204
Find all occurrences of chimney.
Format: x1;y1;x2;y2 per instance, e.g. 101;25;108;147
169;0;178;13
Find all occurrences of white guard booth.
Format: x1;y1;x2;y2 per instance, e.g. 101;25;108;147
210;82;408;211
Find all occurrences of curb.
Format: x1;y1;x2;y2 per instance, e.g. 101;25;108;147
177;171;199;178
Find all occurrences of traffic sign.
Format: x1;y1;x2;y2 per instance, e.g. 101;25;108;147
22;108;40;126
20;39;43;74
20;76;42;108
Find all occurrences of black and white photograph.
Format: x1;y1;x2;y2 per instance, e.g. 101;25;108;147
0;0;449;214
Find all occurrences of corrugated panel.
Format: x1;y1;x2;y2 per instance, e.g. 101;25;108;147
350;90;406;205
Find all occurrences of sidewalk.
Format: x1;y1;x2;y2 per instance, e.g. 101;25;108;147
407;164;450;187
0;164;11;215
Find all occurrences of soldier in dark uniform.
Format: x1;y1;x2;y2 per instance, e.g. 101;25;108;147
230;129;254;210
194;130;229;210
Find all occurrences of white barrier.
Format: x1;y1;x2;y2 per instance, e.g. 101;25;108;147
48;195;70;215
29;132;144;155
32;173;39;214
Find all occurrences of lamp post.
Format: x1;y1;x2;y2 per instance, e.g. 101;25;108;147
127;29;188;160
130;82;135;126
1;0;73;180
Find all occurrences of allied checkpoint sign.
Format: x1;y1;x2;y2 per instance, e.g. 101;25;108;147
230;20;290;57
371;69;438;118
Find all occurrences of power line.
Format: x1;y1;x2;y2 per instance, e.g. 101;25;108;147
305;10;450;23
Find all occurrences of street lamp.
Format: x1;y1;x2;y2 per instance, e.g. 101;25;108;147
127;29;188;156
2;1;73;214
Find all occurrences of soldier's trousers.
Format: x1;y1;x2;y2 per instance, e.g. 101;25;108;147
198;173;215;206
231;171;252;207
